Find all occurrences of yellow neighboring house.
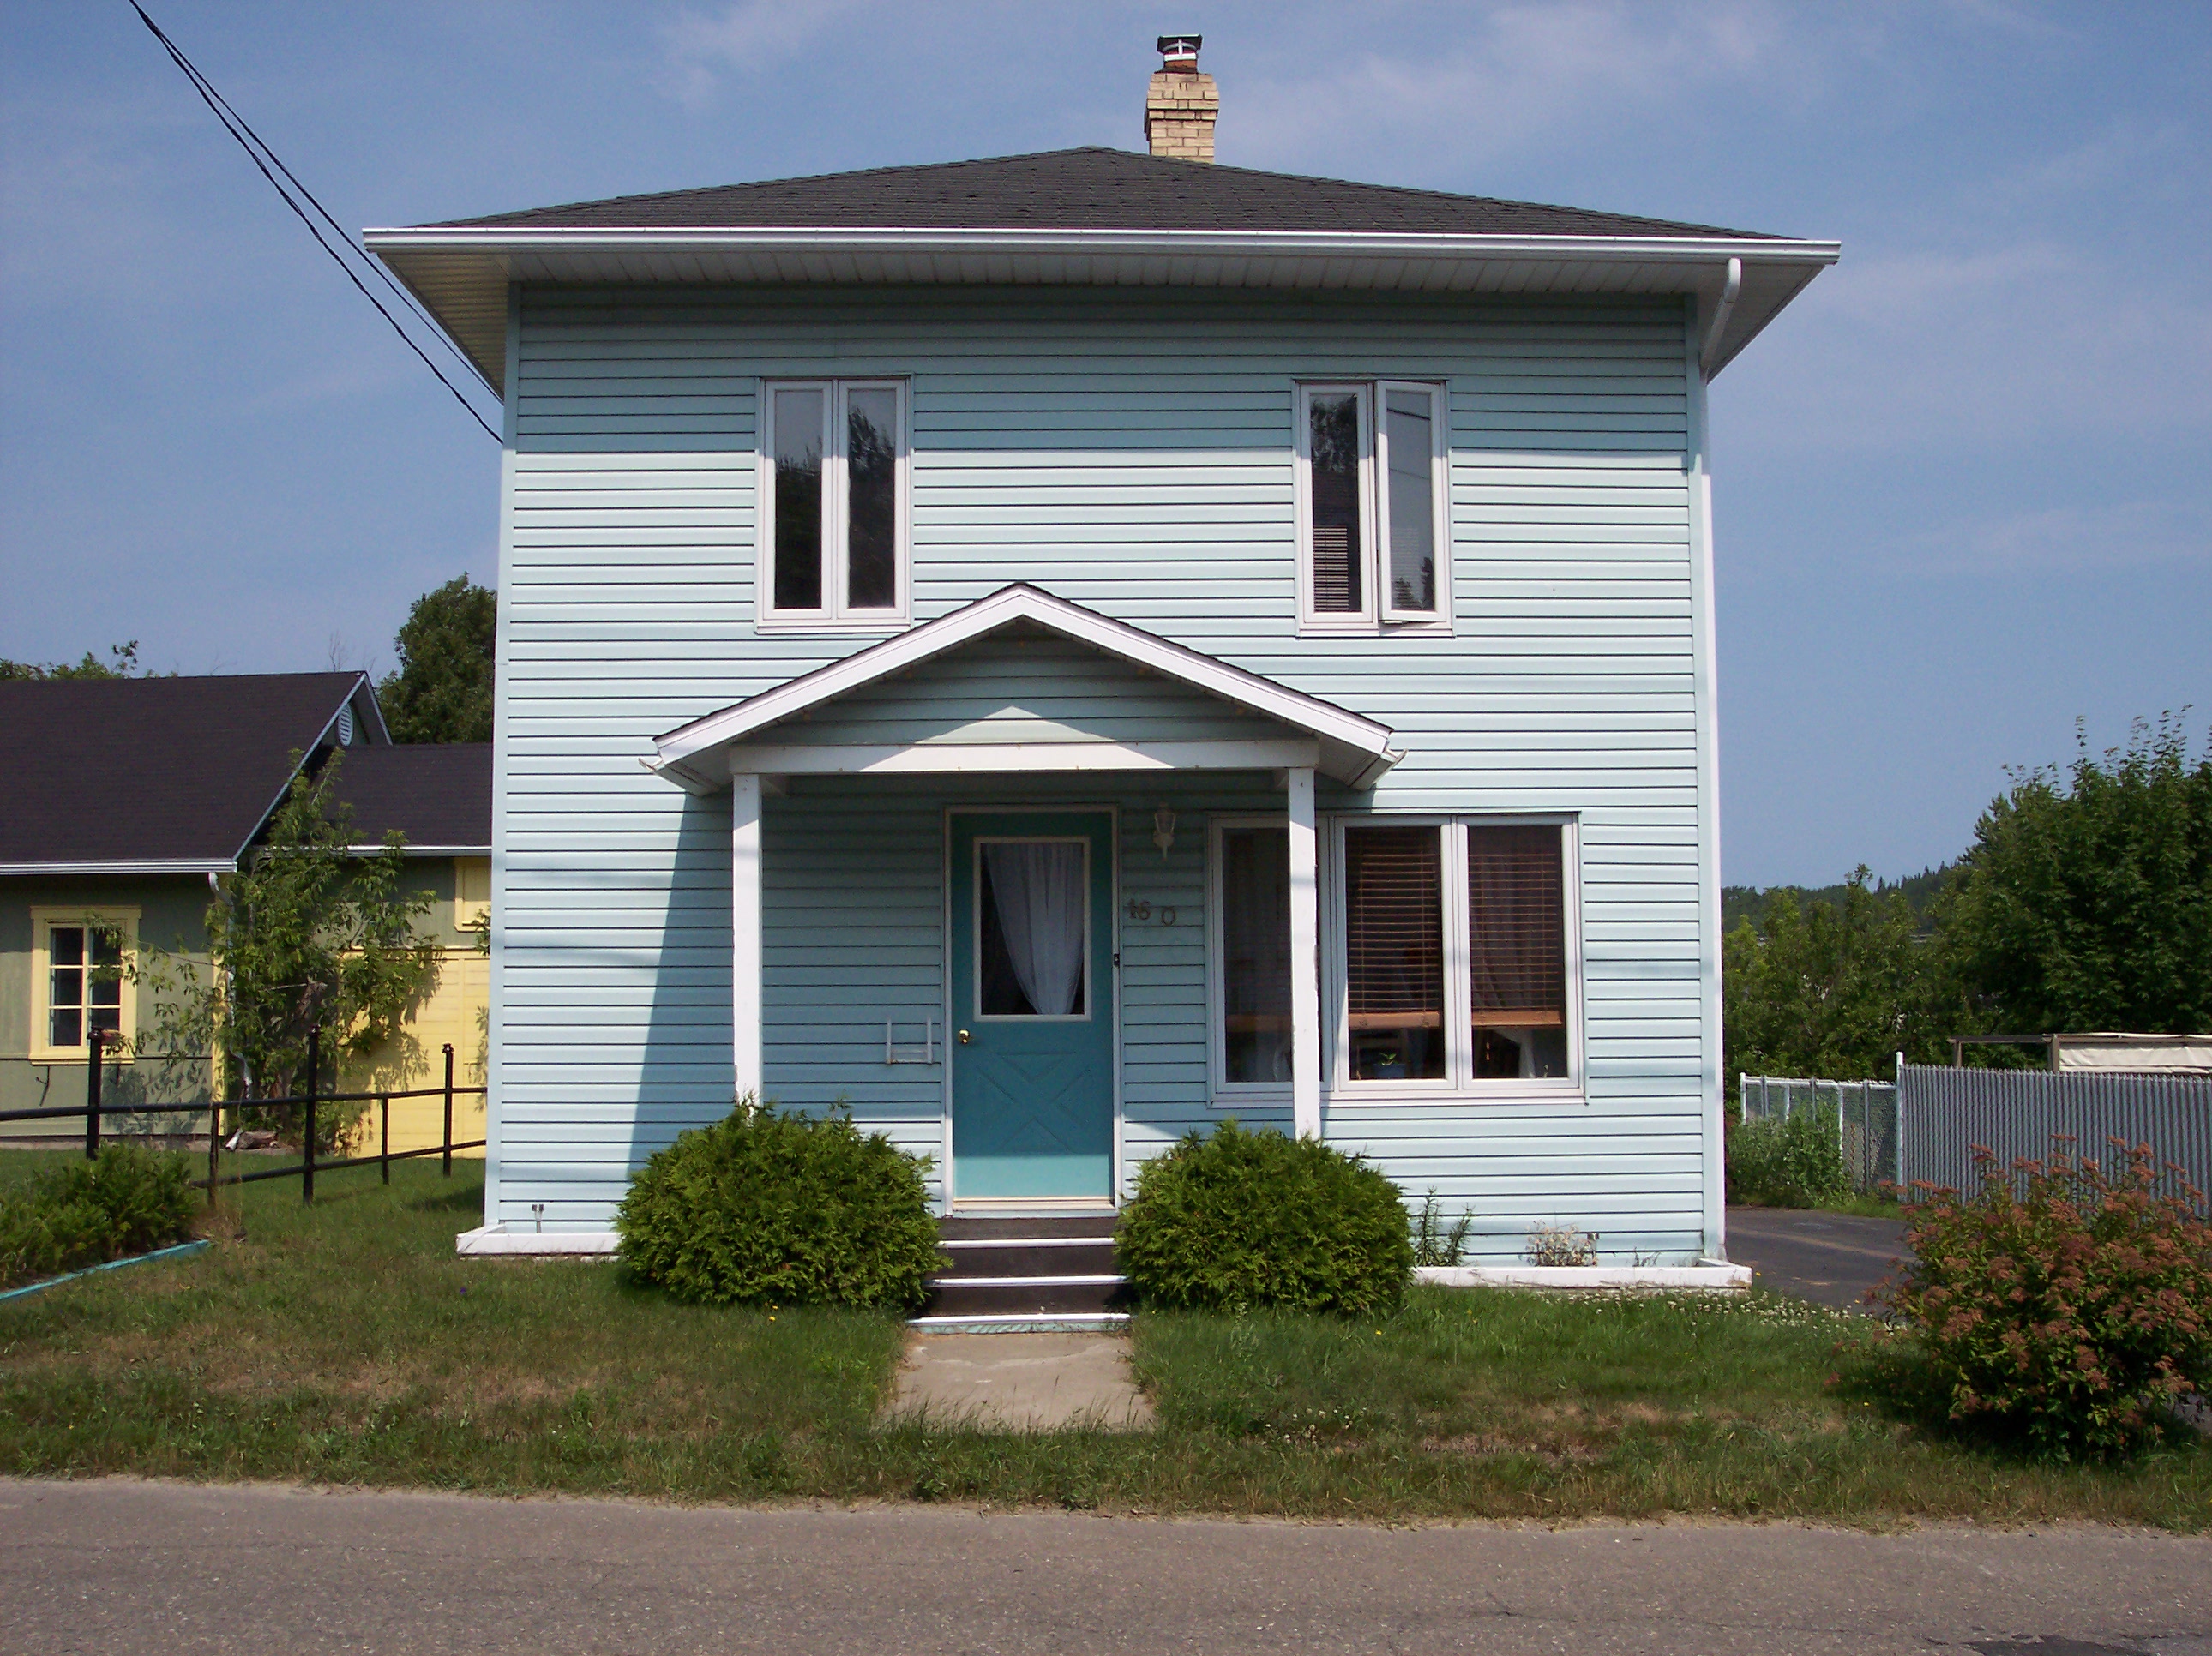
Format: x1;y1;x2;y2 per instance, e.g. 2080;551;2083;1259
325;744;493;1158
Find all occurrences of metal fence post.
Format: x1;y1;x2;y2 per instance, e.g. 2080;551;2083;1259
442;1043;454;1178
380;1095;390;1186
84;1028;105;1160
302;1028;318;1204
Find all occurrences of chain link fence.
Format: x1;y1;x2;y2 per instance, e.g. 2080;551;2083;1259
1739;1074;1901;1194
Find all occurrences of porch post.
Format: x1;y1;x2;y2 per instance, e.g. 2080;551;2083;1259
1286;765;1321;1139
730;771;764;1105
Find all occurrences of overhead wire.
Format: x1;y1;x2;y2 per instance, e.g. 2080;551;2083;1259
127;1;502;442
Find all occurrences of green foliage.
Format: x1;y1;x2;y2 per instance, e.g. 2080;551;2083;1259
1723;870;1955;1082
0;641;153;681
0;1146;195;1289
378;574;496;743
1117;1119;1414;1315
1881;1139;2212;1462
1722;863;1951;938
136;749;439;1143
616;1101;943;1309
1939;716;2212;1037
1726;1107;1849;1208
1410;1190;1472;1268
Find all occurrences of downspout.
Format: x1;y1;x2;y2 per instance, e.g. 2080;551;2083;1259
1698;257;1742;379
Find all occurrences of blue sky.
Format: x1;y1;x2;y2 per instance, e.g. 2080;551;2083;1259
3;1;2205;886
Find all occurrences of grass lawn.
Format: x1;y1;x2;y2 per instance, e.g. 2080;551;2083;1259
2;1150;2205;1527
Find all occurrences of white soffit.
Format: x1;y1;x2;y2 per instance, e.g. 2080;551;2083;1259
649;583;1402;792
362;226;1840;397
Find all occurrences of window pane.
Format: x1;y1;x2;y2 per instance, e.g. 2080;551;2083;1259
772;387;825;611
980;843;1086;1017
1385;389;1436;613
1307;393;1362;613
1343;826;1444;1080
1221;828;1291;1083
50;1006;82;1048
845;388;899;609
1468;825;1569;1079
49;926;83;969
49;927;84;1047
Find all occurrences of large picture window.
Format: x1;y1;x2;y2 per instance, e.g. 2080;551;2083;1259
28;908;137;1064
761;379;907;626
1325;820;1577;1093
1295;381;1447;632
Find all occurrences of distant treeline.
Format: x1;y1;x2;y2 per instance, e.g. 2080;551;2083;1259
1722;865;1951;938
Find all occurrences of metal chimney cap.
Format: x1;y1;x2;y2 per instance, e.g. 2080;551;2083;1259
1156;34;1202;63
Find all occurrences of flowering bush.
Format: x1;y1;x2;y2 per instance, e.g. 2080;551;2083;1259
1880;1137;2212;1461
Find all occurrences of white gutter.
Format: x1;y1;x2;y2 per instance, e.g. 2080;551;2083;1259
0;860;237;876
1698;255;1742;377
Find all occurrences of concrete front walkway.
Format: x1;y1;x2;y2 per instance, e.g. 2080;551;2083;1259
886;1331;1155;1430
3;1479;2207;1654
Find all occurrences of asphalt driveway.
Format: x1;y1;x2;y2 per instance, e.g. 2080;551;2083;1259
1726;1206;1913;1311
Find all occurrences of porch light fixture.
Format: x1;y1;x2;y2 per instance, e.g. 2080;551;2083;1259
1152;804;1177;861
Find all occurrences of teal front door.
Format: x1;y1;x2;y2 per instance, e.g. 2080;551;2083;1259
949;810;1115;1202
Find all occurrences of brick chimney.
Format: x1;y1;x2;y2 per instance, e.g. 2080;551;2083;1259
1145;35;1217;163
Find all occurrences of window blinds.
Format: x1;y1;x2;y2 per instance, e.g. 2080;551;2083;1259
1343;826;1443;1028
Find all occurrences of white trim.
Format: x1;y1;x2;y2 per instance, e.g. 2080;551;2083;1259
655;584;1399;789
908;1311;1132;1331
1417;1262;1750;1292
484;280;521;1236
724;738;1322;777
731;773;764;1103
758;377;911;627
1286;769;1321;1138
1321;813;1585;1102
0;860;235;876
1205;815;1293;1108
1685;308;1727;1263
455;1225;618;1256
928;1275;1125;1289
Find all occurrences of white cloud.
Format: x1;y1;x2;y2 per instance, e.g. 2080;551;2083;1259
654;1;868;106
1886;497;2208;578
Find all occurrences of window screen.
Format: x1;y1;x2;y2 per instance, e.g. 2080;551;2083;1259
1219;827;1291;1083
1307;391;1363;614
1467;825;1569;1078
1342;825;1444;1080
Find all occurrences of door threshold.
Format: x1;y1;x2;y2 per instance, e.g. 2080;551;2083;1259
948;1197;1116;1216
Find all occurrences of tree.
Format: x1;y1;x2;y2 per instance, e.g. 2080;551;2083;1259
0;641;148;681
138;750;440;1143
378;575;495;742
1938;715;2211;1036
1723;869;1954;1082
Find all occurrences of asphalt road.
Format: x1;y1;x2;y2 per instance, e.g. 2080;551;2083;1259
2;1478;2206;1655
1726;1205;1912;1310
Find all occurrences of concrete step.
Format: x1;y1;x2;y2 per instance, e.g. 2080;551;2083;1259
938;1214;1119;1242
922;1276;1132;1317
937;1238;1119;1277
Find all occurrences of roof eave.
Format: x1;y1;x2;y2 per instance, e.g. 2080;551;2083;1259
364;225;1839;397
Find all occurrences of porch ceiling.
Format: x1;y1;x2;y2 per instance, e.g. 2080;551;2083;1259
649;585;1402;792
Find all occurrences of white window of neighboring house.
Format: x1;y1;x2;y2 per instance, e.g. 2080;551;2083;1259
29;908;138;1064
1294;381;1448;633
760;379;910;627
1207;819;1294;1101
1322;819;1581;1096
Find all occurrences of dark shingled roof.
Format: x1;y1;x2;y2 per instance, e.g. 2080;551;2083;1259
325;744;491;852
0;674;379;867
442;147;1777;241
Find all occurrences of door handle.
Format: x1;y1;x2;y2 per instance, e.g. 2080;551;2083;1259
958;1029;971;1044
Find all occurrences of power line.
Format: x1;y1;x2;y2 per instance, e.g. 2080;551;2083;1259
128;2;502;442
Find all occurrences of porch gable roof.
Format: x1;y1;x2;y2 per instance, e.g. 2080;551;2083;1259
650;585;1402;791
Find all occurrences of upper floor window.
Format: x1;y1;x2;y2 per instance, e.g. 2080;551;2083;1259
30;908;136;1064
762;380;909;626
1295;382;1448;633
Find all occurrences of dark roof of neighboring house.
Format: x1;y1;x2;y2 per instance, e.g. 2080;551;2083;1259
0;673;382;871
442;147;1780;239
324;744;491;854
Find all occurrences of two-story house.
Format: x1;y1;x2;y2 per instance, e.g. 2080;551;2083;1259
369;41;1836;1287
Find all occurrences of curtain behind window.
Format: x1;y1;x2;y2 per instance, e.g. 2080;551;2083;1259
983;842;1087;1017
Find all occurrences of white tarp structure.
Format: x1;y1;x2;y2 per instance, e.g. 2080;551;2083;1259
2051;1034;2212;1076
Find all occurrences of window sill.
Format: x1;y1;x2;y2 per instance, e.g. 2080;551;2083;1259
1295;619;1455;641
28;1048;135;1066
754;617;912;637
1322;1083;1586;1107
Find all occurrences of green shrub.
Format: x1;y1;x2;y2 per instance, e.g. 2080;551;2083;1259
1727;1105;1848;1207
1117;1119;1413;1315
1881;1138;2212;1461
615;1101;943;1309
0;1145;196;1289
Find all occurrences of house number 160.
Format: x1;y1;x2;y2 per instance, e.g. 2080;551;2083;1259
1125;898;1176;926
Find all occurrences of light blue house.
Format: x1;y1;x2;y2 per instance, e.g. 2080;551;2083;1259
370;44;1835;1281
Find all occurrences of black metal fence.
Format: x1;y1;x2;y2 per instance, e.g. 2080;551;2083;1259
0;1028;486;1203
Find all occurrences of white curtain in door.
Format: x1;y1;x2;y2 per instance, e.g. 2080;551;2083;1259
983;841;1086;1015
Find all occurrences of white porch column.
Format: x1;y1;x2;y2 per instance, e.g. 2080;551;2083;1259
1287;765;1322;1139
730;771;763;1104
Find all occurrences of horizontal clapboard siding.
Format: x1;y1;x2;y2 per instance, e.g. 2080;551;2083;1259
494;285;1712;1260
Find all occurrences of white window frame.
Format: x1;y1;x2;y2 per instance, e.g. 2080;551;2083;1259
758;377;911;630
28;907;139;1065
1319;815;1583;1103
1205;815;1294;1106
1293;381;1450;636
